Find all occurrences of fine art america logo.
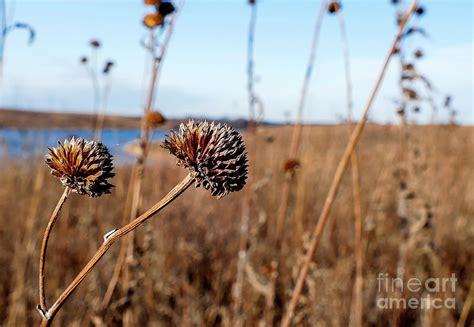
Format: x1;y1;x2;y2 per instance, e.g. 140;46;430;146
377;273;457;310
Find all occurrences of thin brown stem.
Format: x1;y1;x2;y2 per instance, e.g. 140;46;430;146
114;16;177;308
281;2;418;326
40;174;194;326
274;0;327;256
38;187;71;313
101;166;138;309
336;8;364;327
457;281;474;327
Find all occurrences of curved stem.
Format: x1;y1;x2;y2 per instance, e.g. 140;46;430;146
281;2;418;326
38;187;71;312
41;174;194;326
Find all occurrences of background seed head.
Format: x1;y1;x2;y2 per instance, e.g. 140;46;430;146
162;120;248;198
46;137;115;197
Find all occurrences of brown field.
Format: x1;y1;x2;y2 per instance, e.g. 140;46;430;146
0;124;472;326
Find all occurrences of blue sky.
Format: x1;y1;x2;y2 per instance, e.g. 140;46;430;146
1;0;472;124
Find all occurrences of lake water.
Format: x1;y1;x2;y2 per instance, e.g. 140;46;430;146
0;128;167;160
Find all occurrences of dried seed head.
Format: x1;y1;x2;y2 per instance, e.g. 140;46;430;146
143;13;164;29
414;49;423;58
79;56;88;64
144;0;160;5
145;111;166;128
327;1;341;14
89;39;101;48
283;159;300;174
162;120;248;198
46;138;115;197
158;1;175;17
415;6;425;16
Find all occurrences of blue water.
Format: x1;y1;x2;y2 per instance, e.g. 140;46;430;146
0;128;166;160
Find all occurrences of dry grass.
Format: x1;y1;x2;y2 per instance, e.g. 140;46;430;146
0;124;472;326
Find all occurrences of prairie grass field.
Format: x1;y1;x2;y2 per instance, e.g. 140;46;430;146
0;124;472;326
1;0;472;326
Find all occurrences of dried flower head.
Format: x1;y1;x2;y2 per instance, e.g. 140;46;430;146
158;1;175;17
89;39;101;48
46;138;115;197
143;13;164;29
415;6;425;16
328;1;341;14
414;49;423;58
283;159;300;174
145;111;166;128
144;0;160;5
79;56;88;64
162;121;248;198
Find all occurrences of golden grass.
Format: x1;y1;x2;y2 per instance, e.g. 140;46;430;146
0;124;472;326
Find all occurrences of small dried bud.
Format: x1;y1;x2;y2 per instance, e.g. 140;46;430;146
46;138;115;197
144;0;160;5
145;111;166;128
162;121;248;198
143;13;164;29
327;1;341;14
158;1;175;17
415;6;425;16
283;159;300;173
403;87;418;100
402;63;414;71
79;56;88;64
89;39;101;48
414;49;423;58
248;0;256;4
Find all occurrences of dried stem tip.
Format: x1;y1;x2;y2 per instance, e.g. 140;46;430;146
162;120;248;198
46;138;115;197
328;1;341;14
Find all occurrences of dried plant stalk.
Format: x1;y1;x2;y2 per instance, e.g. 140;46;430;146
38;187;71;313
267;2;327;324
335;8;364;327
457;281;474;327
281;2;419;325
40;174;194;327
105;17;176;310
274;0;327;247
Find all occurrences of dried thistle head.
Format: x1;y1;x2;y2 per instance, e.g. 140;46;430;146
162;120;248;198
143;13;164;29
145;111;166;128
46;138;115;197
328;1;341;14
